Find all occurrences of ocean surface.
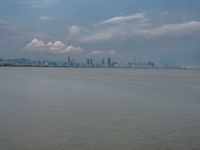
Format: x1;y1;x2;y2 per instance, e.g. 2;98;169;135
0;67;200;150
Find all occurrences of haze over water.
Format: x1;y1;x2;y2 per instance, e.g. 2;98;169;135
0;67;200;150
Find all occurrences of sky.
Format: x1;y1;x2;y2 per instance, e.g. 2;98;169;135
0;0;200;65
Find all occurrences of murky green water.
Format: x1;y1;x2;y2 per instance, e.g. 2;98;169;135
0;67;200;150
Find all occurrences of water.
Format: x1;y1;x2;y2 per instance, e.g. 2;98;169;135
0;67;200;150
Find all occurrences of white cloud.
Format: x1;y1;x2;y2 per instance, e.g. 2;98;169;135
100;12;148;24
25;38;45;49
81;31;114;43
132;21;200;37
40;16;52;21
80;27;122;43
68;25;81;36
24;38;83;55
81;21;200;43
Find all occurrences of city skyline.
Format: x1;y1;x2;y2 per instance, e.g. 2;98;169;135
1;56;192;69
0;0;200;65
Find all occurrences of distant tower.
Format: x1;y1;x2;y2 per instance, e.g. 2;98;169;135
87;59;90;66
107;57;111;67
87;58;93;66
72;58;75;66
101;59;105;67
67;56;71;65
90;59;93;66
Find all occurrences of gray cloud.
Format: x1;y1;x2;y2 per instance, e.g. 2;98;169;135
40;16;52;21
89;50;125;59
161;11;169;15
0;20;18;30
20;0;61;7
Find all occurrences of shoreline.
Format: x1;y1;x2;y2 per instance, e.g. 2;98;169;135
0;65;199;70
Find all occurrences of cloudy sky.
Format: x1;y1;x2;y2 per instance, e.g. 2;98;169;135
0;0;200;65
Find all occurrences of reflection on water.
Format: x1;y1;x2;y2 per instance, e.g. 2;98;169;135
0;68;200;150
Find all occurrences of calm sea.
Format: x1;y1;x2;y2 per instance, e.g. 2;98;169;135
0;67;200;150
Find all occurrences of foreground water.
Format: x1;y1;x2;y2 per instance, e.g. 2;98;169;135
0;67;200;150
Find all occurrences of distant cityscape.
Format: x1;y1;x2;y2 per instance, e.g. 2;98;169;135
0;57;199;69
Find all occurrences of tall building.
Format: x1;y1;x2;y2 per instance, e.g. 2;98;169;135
67;56;71;65
87;58;93;67
72;58;75;67
87;59;90;66
101;59;105;67
90;59;93;66
107;57;111;67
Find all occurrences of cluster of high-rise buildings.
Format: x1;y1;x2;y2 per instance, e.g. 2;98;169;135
66;57;117;68
0;57;118;68
0;57;189;69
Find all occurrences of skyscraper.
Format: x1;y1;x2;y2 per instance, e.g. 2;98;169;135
67;56;71;66
101;59;105;67
107;57;111;67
